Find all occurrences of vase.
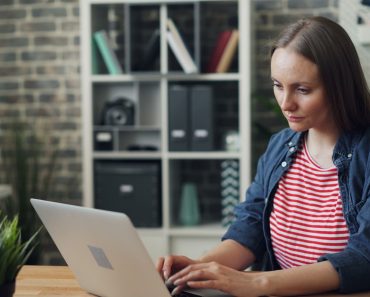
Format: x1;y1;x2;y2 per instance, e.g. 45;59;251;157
179;183;200;226
0;281;16;297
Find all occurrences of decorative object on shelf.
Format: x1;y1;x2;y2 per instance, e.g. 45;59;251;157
166;18;198;74
0;213;41;297
179;182;200;226
223;130;240;152
220;160;239;227
93;30;123;75
101;97;135;126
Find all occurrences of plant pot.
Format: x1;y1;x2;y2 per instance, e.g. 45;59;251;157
0;281;16;297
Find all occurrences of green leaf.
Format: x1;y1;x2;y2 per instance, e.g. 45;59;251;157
0;213;41;285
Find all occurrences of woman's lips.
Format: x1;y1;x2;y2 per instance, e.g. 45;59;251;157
287;115;304;122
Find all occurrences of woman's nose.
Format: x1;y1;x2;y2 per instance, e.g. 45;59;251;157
280;92;297;111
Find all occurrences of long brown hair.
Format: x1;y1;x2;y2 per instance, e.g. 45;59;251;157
271;16;370;132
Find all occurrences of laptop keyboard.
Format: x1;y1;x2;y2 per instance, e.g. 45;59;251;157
166;283;202;297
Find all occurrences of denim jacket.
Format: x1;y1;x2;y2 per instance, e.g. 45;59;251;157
223;127;370;293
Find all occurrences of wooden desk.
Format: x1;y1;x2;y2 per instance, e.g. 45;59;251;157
14;265;370;297
15;266;91;296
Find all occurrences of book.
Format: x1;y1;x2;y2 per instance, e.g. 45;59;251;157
166;18;198;74
215;30;239;73
205;30;233;73
91;38;101;74
93;30;123;75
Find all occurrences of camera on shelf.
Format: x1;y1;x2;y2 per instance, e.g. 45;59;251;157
101;97;135;126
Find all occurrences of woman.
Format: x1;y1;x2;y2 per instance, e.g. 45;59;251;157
157;17;370;296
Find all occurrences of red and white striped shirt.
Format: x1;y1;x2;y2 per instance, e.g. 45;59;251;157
270;140;349;269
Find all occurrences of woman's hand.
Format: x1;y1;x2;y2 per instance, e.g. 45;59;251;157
166;261;268;297
156;255;200;280
156;255;202;295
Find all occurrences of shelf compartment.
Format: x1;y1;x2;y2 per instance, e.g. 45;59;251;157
167;3;198;73
94;159;162;228
169;159;240;228
118;129;161;151
167;81;239;152
94;126;161;152
90;4;125;75
200;1;239;73
129;4;161;72
92;81;161;127
92;81;162;152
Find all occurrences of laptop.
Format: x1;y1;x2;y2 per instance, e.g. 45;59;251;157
30;199;231;297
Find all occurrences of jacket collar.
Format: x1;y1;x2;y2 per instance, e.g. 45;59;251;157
333;129;365;161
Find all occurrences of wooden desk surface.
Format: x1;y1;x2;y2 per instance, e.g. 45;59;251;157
14;265;370;297
15;266;91;296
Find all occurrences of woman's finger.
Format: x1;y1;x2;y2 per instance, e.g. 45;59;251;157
173;266;219;286
162;256;176;280
168;262;213;283
156;257;165;280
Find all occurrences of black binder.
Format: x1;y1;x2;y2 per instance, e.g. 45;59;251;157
168;85;190;151
190;85;214;151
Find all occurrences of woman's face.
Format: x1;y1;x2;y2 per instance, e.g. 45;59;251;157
271;47;337;134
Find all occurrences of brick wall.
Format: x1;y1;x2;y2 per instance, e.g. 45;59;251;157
0;0;341;264
0;0;82;264
251;0;339;168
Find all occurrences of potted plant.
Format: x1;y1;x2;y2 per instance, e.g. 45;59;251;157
0;213;40;297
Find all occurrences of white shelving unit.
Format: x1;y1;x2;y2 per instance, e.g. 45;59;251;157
80;0;251;261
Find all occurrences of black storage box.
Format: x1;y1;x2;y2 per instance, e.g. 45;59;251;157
94;160;161;227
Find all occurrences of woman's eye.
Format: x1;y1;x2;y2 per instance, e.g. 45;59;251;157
272;83;282;90
297;88;309;94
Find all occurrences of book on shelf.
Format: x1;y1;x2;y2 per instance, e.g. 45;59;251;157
205;30;233;73
91;38;101;75
93;30;123;75
215;29;239;73
166;18;198;74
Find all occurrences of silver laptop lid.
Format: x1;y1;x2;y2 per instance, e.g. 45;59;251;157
30;198;171;297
